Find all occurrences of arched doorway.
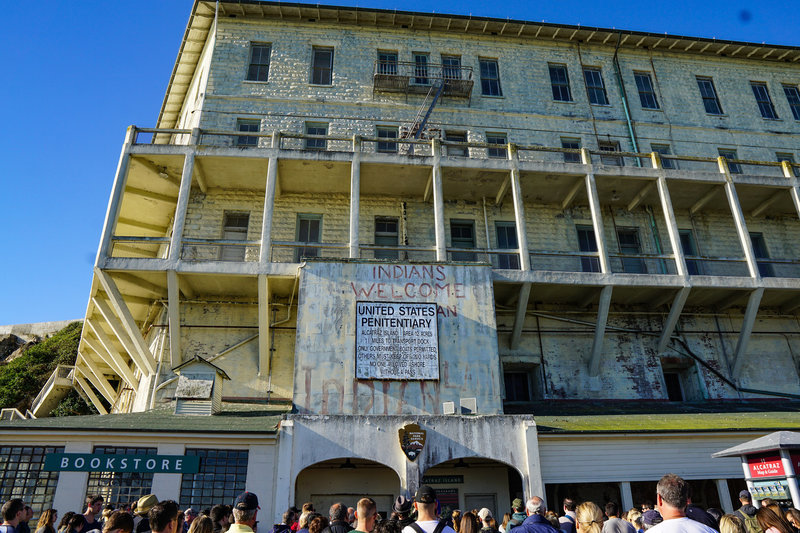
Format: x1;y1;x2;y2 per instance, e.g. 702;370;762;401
422;457;524;519
295;458;402;518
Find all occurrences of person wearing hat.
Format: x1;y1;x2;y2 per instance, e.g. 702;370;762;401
401;486;456;533
506;500;526;533
229;493;260;533
322;504;353;533
735;491;759;533
135;496;159;533
389;497;414;530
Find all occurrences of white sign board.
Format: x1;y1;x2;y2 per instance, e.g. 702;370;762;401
355;301;439;380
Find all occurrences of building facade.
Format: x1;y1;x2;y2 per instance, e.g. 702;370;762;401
4;0;800;523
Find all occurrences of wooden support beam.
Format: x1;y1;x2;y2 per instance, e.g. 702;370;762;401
588;285;613;376
731;288;764;379
689;186;721;215
95;268;157;374
258;275;271;376
627;181;656;211
83;330;137;389
657;287;690;354
74;372;108;415
561;177;583;210
510;283;531;350
167;270;181;367
92;296;151;377
750;190;785;218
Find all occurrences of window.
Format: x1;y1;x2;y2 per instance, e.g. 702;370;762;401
634;72;659;109
783;85;800;120
663;371;685;401
236;119;260;147
305;122;327;150
445;131;468;157
441;55;462;80
374;217;399;260
479;59;502;96
661;361;703;402
750;233;774;278
549;64;572;102
486;133;507;159
0;446;63;518
696;77;723;115
450;220;476;261
413;53;430;85
377;126;399;153
651;144;676;170
751;82;778;119
311;47;333;85
377;51;398;75
718;149;741;174
617;227;646;273
180;449;248;509
246;43;271;82
583;67;609;105
576;225;600;272
296;214;321;261
679;229;702;276
777;153;800;177
561;138;581;163
598;140;623;166
220;212;249;262
86;446;156;509
495;222;520;270
504;371;532;402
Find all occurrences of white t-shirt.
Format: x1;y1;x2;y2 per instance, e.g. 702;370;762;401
402;521;457;533
646;517;717;533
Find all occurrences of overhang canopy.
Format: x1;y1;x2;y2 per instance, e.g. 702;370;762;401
712;430;800;458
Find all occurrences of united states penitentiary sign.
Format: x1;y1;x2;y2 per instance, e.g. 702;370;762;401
355;301;439;380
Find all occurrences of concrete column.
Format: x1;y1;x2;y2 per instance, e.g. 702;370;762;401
508;145;531;271
258;274;270;377
716;479;734;513
783;161;800;220
582;150;610;273
524;420;545;505
349;136;362;259
653;154;687;277
259;131;280;264
405;454;420;500
96;126;136;266
167;270;181;366
780;448;800;509
152;442;185;500
168;128;200;263
273;420;295;522
53;441;92;514
248;444;278;523
431;139;447;262
740;455;760;509
718;157;760;279
620;481;634;511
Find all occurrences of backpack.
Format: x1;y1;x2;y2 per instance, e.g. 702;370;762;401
507;520;523;532
410;522;447;533
737;510;761;533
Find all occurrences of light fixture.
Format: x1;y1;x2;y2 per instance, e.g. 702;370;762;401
339;458;357;469
453;458;470;468
611;190;621;202
158;171;170;179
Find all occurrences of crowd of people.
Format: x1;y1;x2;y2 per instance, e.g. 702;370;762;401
2;474;800;533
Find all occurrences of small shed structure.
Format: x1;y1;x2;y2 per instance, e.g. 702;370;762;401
172;355;230;415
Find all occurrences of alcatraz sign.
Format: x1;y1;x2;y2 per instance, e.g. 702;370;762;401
355;301;439;380
43;453;200;474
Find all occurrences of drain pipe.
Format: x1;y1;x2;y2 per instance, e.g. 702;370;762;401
612;34;641;167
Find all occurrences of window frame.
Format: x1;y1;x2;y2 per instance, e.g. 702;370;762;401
479;58;502;97
374;216;399;260
86;446;156;510
296;213;322;262
486;133;507;159
310;46;334;85
783;84;800;121
583;67;609;106
561;137;581;163
598;140;623;166
718;148;742;174
634;71;660;110
651;143;677;170
696;76;723;115
376;126;399;153
444;131;468;157
305;122;328;150
441;55;462;80
776;152;800;177
576;224;600;273
220;212;250;262
495;221;520;270
449;219;476;261
751;82;778;119
245;42;271;82
548;63;573;102
377;50;398;76
236;118;260;147
179;449;249;509
412;52;430;85
749;232;775;278
679;229;702;276
616;226;647;274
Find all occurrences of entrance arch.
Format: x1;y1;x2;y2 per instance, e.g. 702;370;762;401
295;458;402;518
422;457;524;519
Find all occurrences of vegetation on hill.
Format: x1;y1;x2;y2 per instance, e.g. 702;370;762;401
0;322;95;416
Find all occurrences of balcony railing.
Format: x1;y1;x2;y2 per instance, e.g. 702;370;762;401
373;60;474;97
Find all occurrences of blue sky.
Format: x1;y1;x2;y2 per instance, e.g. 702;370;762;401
0;0;795;325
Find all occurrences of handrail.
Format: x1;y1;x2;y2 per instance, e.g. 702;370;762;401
373;60;474;81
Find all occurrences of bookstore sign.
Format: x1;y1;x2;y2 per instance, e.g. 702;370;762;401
44;453;200;473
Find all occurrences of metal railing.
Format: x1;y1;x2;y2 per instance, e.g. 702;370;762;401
373;60;474;97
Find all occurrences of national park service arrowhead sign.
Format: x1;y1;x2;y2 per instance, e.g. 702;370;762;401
399;423;426;461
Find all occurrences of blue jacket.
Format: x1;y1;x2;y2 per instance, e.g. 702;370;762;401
511;515;559;533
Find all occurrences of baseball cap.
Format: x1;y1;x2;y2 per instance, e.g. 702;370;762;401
233;492;260;511
511;499;524;511
478;509;492;521
739;490;752;500
393;496;412;514
185;508;197;516
415;485;437;504
642;510;662;526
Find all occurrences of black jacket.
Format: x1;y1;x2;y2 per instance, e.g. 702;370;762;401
322;521;354;533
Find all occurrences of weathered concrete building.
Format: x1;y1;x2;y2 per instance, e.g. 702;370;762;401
4;0;800;521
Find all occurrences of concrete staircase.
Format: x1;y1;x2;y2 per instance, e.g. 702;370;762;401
30;365;75;418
